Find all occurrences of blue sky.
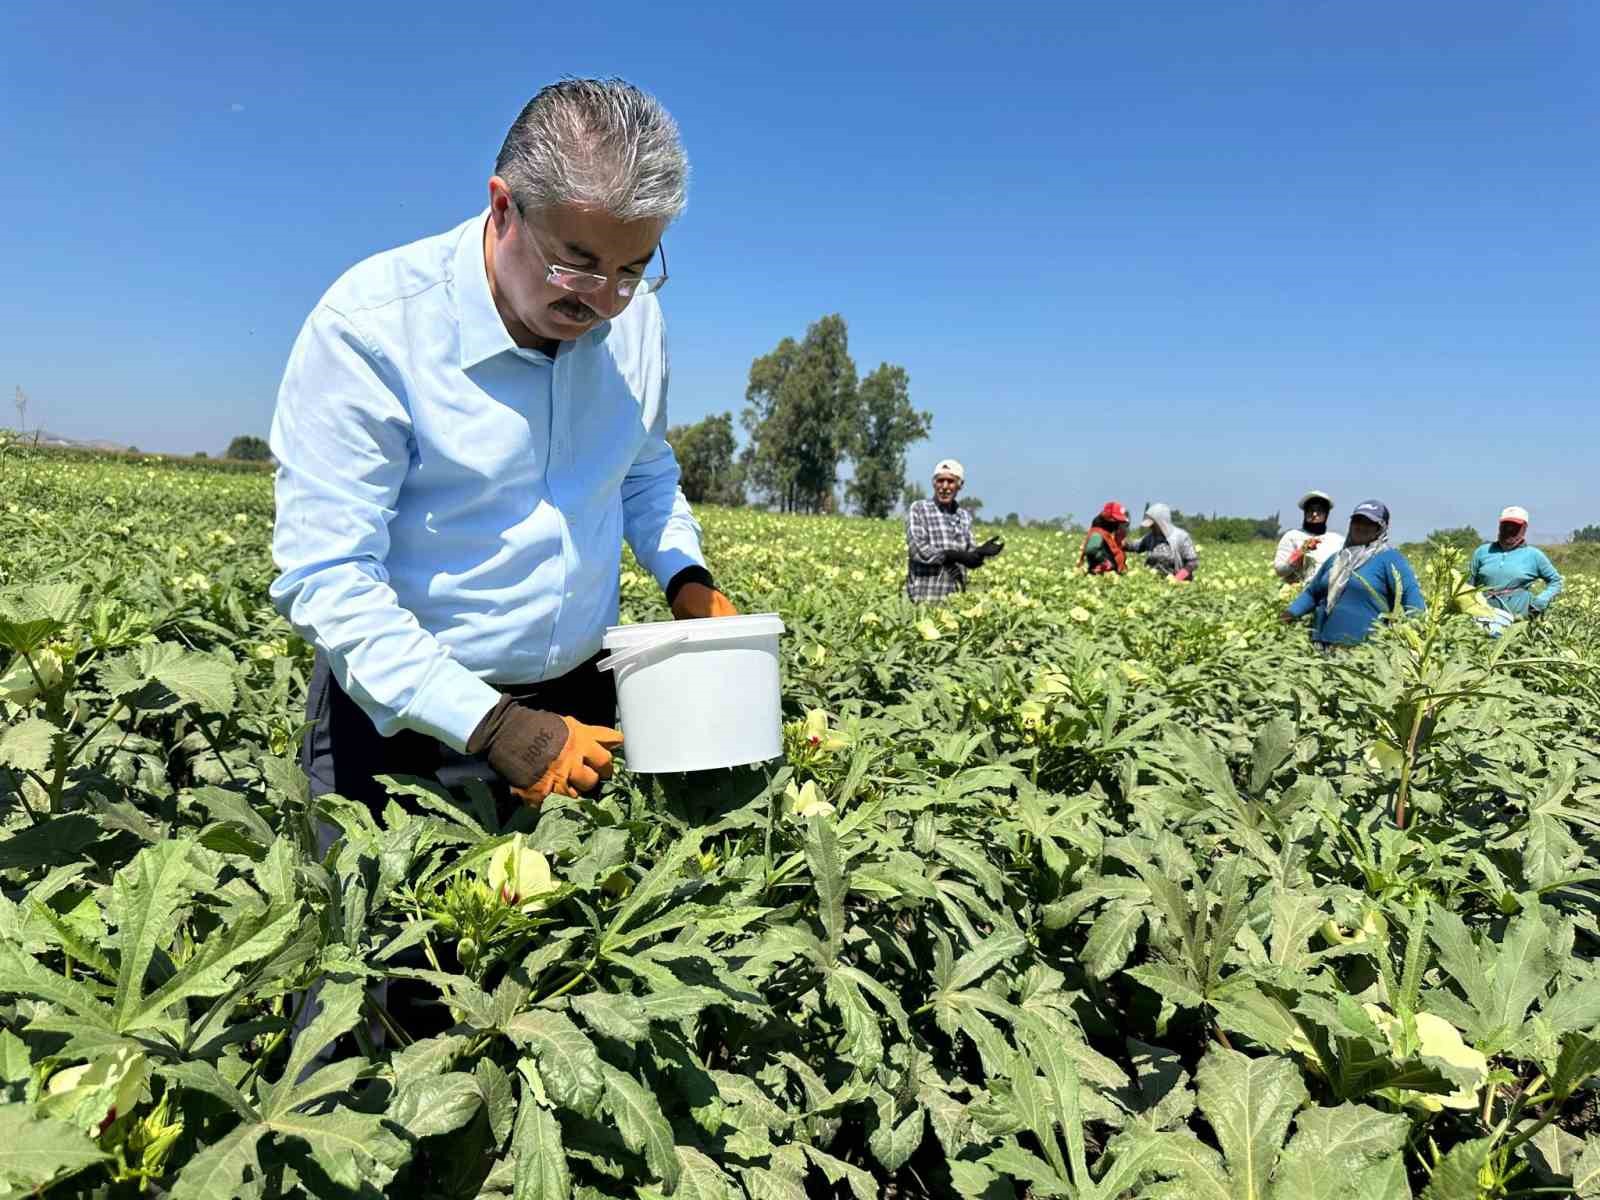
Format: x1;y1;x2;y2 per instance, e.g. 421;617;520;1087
2;1;1595;540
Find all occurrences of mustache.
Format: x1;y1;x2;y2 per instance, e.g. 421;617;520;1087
552;297;598;321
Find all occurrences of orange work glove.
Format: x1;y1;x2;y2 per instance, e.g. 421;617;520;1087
511;716;624;806
671;581;738;620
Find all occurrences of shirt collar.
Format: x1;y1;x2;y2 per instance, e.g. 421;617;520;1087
456;211;517;369
455;209;613;369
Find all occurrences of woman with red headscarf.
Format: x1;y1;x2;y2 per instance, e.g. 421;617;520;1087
1079;502;1130;574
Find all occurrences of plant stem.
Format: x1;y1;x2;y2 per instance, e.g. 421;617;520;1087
12;768;46;825
365;994;411;1048
1499;1104;1561;1160
539;957;598;1004
1394;700;1429;830
191;711;241;785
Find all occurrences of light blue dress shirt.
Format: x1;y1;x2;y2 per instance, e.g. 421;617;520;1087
269;212;705;751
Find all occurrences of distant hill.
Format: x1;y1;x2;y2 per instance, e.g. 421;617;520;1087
29;429;134;453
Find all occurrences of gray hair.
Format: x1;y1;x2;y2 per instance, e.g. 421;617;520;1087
495;78;688;223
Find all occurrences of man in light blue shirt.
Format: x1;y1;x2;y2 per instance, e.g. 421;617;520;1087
271;79;736;813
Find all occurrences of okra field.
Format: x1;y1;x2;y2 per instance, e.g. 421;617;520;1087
5;442;1600;1200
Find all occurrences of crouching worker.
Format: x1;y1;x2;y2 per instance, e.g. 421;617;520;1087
1280;500;1423;647
1129;503;1198;580
905;459;1003;601
1079;502;1131;574
270;79;738;818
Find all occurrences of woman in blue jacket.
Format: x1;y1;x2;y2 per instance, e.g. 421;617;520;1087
1468;505;1563;619
1281;500;1424;646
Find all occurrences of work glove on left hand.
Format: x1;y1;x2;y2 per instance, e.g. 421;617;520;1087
512;717;623;805
977;538;1004;559
671;582;739;620
468;698;622;804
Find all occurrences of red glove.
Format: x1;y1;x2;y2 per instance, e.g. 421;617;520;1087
1174;568;1193;582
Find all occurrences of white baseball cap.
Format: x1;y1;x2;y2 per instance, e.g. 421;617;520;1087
1499;505;1530;525
933;459;965;482
1298;490;1334;510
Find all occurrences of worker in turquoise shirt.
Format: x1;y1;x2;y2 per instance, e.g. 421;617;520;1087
1468;505;1563;619
1281;500;1425;646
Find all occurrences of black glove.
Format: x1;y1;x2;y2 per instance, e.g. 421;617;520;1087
942;548;985;568
977;538;1004;559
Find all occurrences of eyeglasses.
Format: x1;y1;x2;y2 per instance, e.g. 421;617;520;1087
516;203;668;299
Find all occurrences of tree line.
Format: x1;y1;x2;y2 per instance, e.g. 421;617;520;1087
669;313;931;519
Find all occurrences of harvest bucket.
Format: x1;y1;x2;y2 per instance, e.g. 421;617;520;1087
597;613;786;773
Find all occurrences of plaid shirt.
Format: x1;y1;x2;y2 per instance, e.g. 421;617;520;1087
905;499;974;602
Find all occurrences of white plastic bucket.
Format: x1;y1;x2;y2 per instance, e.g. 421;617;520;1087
597;613;786;773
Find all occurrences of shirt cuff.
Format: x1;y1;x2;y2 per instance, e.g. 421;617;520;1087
665;564;716;607
398;660;504;753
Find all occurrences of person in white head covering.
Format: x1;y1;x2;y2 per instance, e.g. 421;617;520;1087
1127;503;1198;579
904;459;1003;602
1466;505;1563;620
1274;490;1345;582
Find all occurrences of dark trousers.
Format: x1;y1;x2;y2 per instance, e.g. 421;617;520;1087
301;652;617;814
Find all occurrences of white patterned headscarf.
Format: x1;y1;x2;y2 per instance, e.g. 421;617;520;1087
1142;503;1178;545
1325;500;1391;611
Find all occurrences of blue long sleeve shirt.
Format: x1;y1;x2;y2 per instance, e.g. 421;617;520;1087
1467;543;1563;616
1287;547;1425;645
269;212;705;750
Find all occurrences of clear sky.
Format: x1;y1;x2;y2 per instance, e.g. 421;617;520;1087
3;1;1595;540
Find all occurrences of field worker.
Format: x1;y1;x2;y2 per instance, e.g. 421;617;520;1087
1467;505;1564;620
1281;500;1424;646
1128;503;1198;580
1079;501;1130;574
1274;490;1345;583
270;79;738;816
905;459;1003;601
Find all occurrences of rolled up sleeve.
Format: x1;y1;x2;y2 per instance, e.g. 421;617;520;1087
269;307;500;750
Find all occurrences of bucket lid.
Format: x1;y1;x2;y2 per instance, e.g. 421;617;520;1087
603;612;785;650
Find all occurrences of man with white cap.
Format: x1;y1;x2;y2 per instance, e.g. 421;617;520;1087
1273;490;1345;583
1467;506;1564;620
904;459;1002;602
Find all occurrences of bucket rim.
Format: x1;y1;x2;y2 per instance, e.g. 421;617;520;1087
603;611;785;649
